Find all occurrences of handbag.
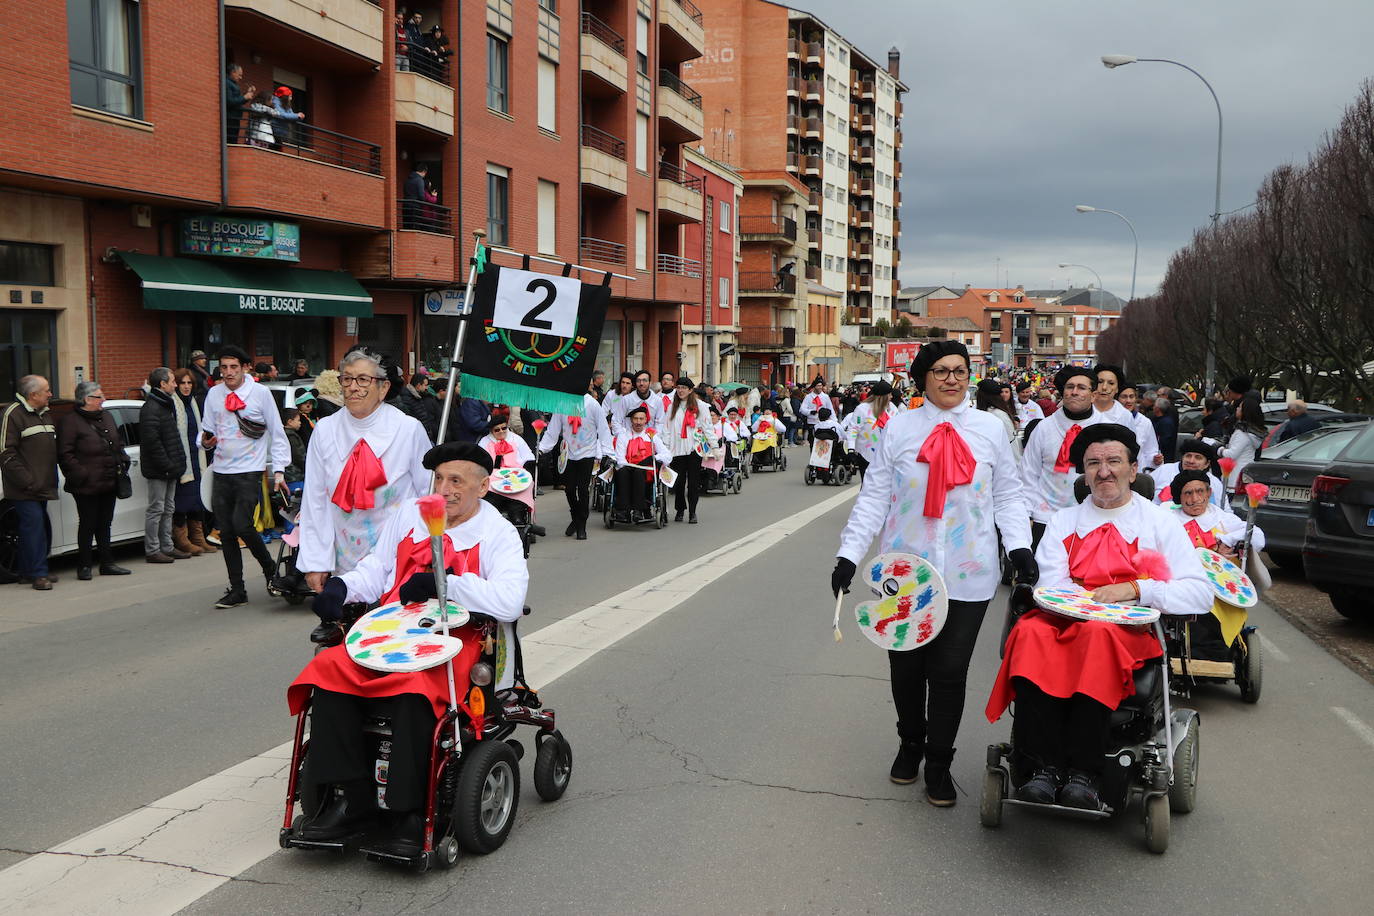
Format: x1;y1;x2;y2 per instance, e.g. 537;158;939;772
116;470;133;500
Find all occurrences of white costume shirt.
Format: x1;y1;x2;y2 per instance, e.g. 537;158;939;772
200;376;290;474
1093;400;1135;426
1152;462;1227;507
340;498;528;690
538;393;614;462
1169;502;1265;552
1127;409;1161;466
800;391;830;425
1020;407;1106;525
614;428;672;468
843;401;900;462
610;391;665;437
752;413;784;438
1016;397;1045;427
297;403;431;574
721;417;743;443
659;400;710;458
478;432;535;469
837;400;1031;603
1036;494;1212;615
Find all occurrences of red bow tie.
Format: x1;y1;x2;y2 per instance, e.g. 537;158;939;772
1054;423;1083;473
874;410;890;430
917;421;976;518
331;439;388;512
1183;519;1218;550
224;391;246;413
381;530;481;604
569;416;582;435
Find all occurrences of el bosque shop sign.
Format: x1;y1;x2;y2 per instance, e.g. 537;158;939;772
180;216;301;262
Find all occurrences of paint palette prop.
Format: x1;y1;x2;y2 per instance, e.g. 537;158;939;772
1032;586;1160;625
809;439;834;469
1196;548;1259;608
557;439;569;474
489;467;533;495
854;553;949;652
345;598;471;673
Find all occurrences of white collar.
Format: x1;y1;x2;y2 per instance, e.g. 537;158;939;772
317;402;408;462
1072;493;1146;541
404;499;496;551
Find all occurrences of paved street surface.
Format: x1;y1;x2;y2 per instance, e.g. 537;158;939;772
4;460;1374;915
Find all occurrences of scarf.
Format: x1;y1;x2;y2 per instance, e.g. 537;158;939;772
380;531;481;604
626;436;655;482
331;439;388;512
1054;423;1082;473
874;409;890;430
1183;518;1218;550
488;438;515;468
679;408;697;438
170;393;194;484
916;421;976;518
1064;525;1140;590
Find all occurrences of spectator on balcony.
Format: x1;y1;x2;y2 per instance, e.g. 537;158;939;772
407;12;441;78
403;163;429;230
226;63;247;144
425;26;454;77
270;87;305;150
395;10;411;71
775;260;795;291
242;87;278;148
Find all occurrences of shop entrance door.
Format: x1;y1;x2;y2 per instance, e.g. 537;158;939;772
0;309;57;398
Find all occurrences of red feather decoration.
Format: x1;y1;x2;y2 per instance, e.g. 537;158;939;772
1134;549;1172;582
1217;457;1236;476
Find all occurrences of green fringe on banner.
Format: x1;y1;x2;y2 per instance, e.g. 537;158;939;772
458;374;585;417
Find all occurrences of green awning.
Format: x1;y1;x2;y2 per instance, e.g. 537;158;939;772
118;251;372;317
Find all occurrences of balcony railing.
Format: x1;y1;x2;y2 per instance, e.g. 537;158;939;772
656;253;702;278
581;11;626;53
658;69;702;108
580;236;627;264
738;215;797;241
787;152;799;171
739;272;796;294
668;0;704;25
397;39;452;84
805;42;823;61
807;191;821;209
229;113;381;174
787;38;802;57
398;197;453;234
803;117;821;137
658;159;702;192
804;80;823;98
581;123;626;159
805;263;820;281
738;325;797;347
803;155;822;173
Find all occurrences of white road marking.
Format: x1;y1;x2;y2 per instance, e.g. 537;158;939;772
1331;706;1374;750
0;488;858;915
1258;632;1290;663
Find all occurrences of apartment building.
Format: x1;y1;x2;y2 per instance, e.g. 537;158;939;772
0;0;709;396
681;146;742;386
683;0;905;387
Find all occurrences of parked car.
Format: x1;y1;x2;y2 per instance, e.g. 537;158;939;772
1235;422;1371;570
0;398;150;573
1302;422;1374;623
261;378;317;417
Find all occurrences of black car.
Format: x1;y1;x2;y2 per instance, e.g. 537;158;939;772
1237;423;1370;570
1303;422;1374;623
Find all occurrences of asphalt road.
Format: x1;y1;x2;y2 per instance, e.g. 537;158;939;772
4;455;1374;914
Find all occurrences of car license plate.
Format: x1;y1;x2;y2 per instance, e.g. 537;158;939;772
1366;508;1374;528
1269;485;1310;503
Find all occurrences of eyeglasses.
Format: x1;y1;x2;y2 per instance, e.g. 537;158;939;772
928;366;970;381
85;394;105;401
340;374;385;388
491;426;508;433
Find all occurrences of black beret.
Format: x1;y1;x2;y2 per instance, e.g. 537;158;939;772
733;387;749;395
910;340;970;383
975;379;1002;397
1055;365;1095;394
677;376;695;389
1069;422;1140;472
869;380;893;396
1227;375;1253;395
627;404;648;417
488;416;509;431
1169;469;1213;502
726;405;740;414
1093;364;1128;390
423;441;494;474
1178;438;1217;465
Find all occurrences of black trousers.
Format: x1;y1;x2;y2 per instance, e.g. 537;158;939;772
1011;678;1112;775
671;453;702;513
888;599;989;751
72;492;116;567
563;456;594;521
614;466;648;511
211;471;274;590
304;689;436;814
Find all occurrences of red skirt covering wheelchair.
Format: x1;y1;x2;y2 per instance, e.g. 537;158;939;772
279;607;572;871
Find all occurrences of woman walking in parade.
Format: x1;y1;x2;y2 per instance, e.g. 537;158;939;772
663;377;708;524
831;341;1036;806
841;380;900;483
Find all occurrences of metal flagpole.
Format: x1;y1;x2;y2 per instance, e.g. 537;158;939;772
436;230;487;445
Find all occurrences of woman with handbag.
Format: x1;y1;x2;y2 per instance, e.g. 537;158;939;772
56;381;133;580
173;369;216;554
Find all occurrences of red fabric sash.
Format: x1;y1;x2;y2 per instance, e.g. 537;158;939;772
380;528;481;604
1064;525;1140;589
1054;423;1083;472
224;391;246;412
916;422;976;518
626;437;655;482
330;439;388;512
568;416;582;436
680;408;697;437
1182;519;1217;550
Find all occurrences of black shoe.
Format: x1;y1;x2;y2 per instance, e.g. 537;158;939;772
925;766;957;807
297;793;367;841
310;621;345;646
77;566;93;581
215;588;248;609
565;521;577;537
376;811;424;858
889;740;922;784
530;524;547;537
688;514;698;524
1015;767;1062;805
20;574;59;584
674;511;684;523
1058;770;1103;810
99;564;131;576
575;523;587;540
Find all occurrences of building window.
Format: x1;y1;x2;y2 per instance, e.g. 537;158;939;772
1037;316;1050;328
990;315;1001;331
537;58;556;132
635;113;649;171
486;165;509;245
487;33;509;113
636;14;650;76
635;210;648;270
68;0;142;118
537;180;557;255
1038;335;1051;348
719;201;731;233
0;242;57;286
538;0;556;10
719;276;730;307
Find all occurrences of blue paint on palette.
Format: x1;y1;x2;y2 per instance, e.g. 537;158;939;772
869;561;884;583
373;605;406;617
382;652;412;664
405;627;431;635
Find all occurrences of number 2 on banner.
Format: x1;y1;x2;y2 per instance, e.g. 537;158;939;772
492;267;581;339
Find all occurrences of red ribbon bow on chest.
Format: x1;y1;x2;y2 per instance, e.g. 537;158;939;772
1183;519;1218;550
224;391;246;413
568;416;583;436
916;421;977;518
680;409;697;438
331;439;388;512
381;531;481;604
1065;525;1141;590
874;410;890;430
1054;423;1083;473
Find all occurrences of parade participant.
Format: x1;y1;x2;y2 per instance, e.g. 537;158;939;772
603;372;634;427
1116;383;1162;469
1090;364;1135;425
296;350;431;609
987;424;1210;810
976;379;1020;456
289;442;527;857
612;405;671;520
832;341;1035;807
1168;469;1264;556
479;416;543;534
661;378;709;524
1015;381;1044;427
200;346;291;609
658;371;677;416
841;380;899;481
1153;439;1226;507
1020;365;1102;546
799;376;830;442
607;369;665;437
538;386;613;540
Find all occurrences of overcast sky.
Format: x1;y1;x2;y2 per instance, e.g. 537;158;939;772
795;0;1374;298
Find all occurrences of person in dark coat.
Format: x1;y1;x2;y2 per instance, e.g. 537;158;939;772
1150;396;1179;463
56;380;132;580
442;377;491;443
226;64;247;143
1277;399;1321;443
397;374;442;443
139;369;191;563
1199;397;1226;442
402;164;428;230
1;375;58;588
172;368;215;555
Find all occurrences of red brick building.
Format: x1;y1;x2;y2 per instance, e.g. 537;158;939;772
681;147;741;386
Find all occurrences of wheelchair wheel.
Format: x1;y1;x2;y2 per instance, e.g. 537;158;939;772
1144;794;1170;854
1169;716;1199;813
435;835;460;869
804;467;815;486
534;730;573;801
733;473;742;494
780;453;788;471
656;491;668;529
604;503;615;529
455;738;520;854
1237;630;1262;704
979;768;1005;828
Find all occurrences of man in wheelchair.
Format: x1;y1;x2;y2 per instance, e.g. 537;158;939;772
478;417;544;538
612;404;671;521
985;424;1210;810
287;442;528;857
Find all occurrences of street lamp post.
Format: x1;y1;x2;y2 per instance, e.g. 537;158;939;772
1057;262;1103;298
1101;53;1223;394
1073;205;1138;307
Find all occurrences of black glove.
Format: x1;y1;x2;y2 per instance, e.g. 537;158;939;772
831;557;857;597
1009;548;1039;585
311;576;348;622
398;571;439;605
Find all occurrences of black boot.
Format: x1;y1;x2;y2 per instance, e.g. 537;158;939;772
377;810;424;858
889;739;922;784
1058;769;1103;810
565;521;577;537
77;566;93;581
1015;766;1062;805
297;783;370;840
575;521;587;540
923;745;957;807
